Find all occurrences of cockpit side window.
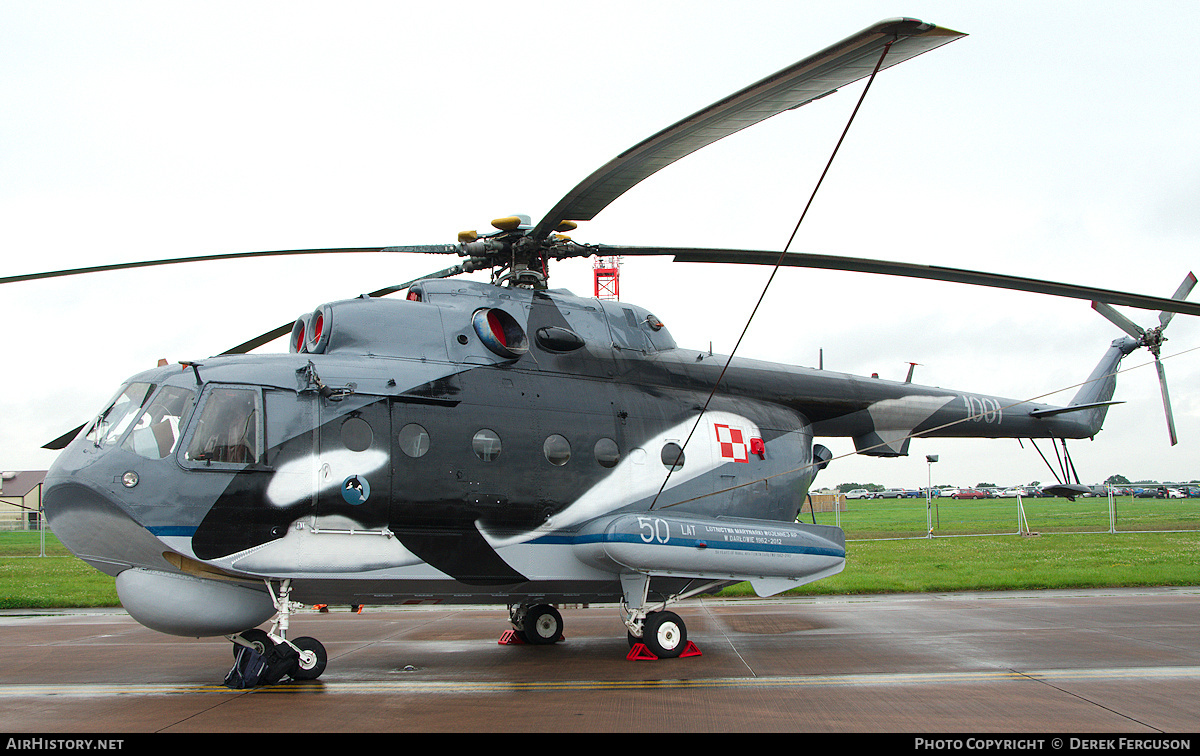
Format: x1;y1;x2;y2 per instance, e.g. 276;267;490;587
86;382;155;448
121;386;196;459
183;387;262;466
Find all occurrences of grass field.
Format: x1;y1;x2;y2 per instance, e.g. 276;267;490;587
2;494;1198;609
818;493;1200;539
722;531;1200;596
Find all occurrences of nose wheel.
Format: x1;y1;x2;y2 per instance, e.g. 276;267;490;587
225;580;329;686
231;628;273;657
228;633;327;686
288;636;328;680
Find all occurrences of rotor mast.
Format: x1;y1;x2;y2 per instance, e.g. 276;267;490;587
449;214;593;290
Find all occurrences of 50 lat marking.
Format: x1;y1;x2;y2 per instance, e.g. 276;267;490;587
637;516;671;544
962;394;1003;424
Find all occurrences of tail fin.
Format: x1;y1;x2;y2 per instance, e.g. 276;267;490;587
1071;336;1139;405
1075;338;1137;415
1056;336;1139;435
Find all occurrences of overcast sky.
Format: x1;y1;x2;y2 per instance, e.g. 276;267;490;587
2;1;1197;491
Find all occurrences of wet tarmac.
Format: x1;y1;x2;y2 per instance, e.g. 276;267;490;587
1;588;1198;736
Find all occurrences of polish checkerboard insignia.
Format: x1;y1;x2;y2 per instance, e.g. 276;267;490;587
714;423;749;463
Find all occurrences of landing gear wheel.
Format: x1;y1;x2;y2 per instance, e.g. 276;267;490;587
522;604;564;645
642;611;686;659
288;636;327;681
232;628;274;657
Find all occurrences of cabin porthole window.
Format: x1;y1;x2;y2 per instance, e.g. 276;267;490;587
661;442;685;471
472;429;502;462
398;423;430;458
543;434;571;466
340;416;373;452
594;438;621;468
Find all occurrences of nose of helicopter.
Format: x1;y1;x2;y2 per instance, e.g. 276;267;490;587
43;470;279;637
42;475;175;577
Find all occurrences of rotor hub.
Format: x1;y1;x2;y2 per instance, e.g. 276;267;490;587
1141;326;1166;357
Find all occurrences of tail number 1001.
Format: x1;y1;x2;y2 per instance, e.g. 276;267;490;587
962;394;1003;424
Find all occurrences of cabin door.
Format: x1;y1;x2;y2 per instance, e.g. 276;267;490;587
314;397;393;527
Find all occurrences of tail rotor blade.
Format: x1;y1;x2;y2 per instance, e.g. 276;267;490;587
1159;271;1197;328
1154;357;1179;446
1091;275;1190;447
1091;300;1145;339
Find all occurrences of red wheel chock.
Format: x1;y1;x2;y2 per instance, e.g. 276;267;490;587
498;630;526;645
626;641;702;660
498;630;566;645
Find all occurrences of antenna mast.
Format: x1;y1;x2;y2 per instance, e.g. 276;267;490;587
593;255;621;300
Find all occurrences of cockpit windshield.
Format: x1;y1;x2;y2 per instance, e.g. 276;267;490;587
85;383;155;448
121;385;196;459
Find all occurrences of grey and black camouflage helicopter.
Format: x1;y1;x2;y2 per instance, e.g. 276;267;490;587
9;18;1198;682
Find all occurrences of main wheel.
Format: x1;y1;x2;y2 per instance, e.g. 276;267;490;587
288;636;327;680
522;604;564;645
642;611;686;659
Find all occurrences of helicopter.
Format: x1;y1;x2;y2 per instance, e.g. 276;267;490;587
9;17;1199;683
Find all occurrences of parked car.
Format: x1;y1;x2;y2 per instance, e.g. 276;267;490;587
1134;486;1180;499
845;489;871;499
951;489;987;499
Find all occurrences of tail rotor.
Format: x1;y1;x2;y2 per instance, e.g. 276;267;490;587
1091;272;1196;446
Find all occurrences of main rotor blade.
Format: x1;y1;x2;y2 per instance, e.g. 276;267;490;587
2;248;377;285
218;263;469;356
43;423;87;450
531;18;965;241
364;263;469;299
597;245;1200;317
1155;357;1179;446
42;262;469;450
219;323;296;356
1092;300;1146;339
1159;271;1198;328
0;245;460;286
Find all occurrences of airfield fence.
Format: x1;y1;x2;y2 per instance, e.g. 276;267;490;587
809;492;1200;541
